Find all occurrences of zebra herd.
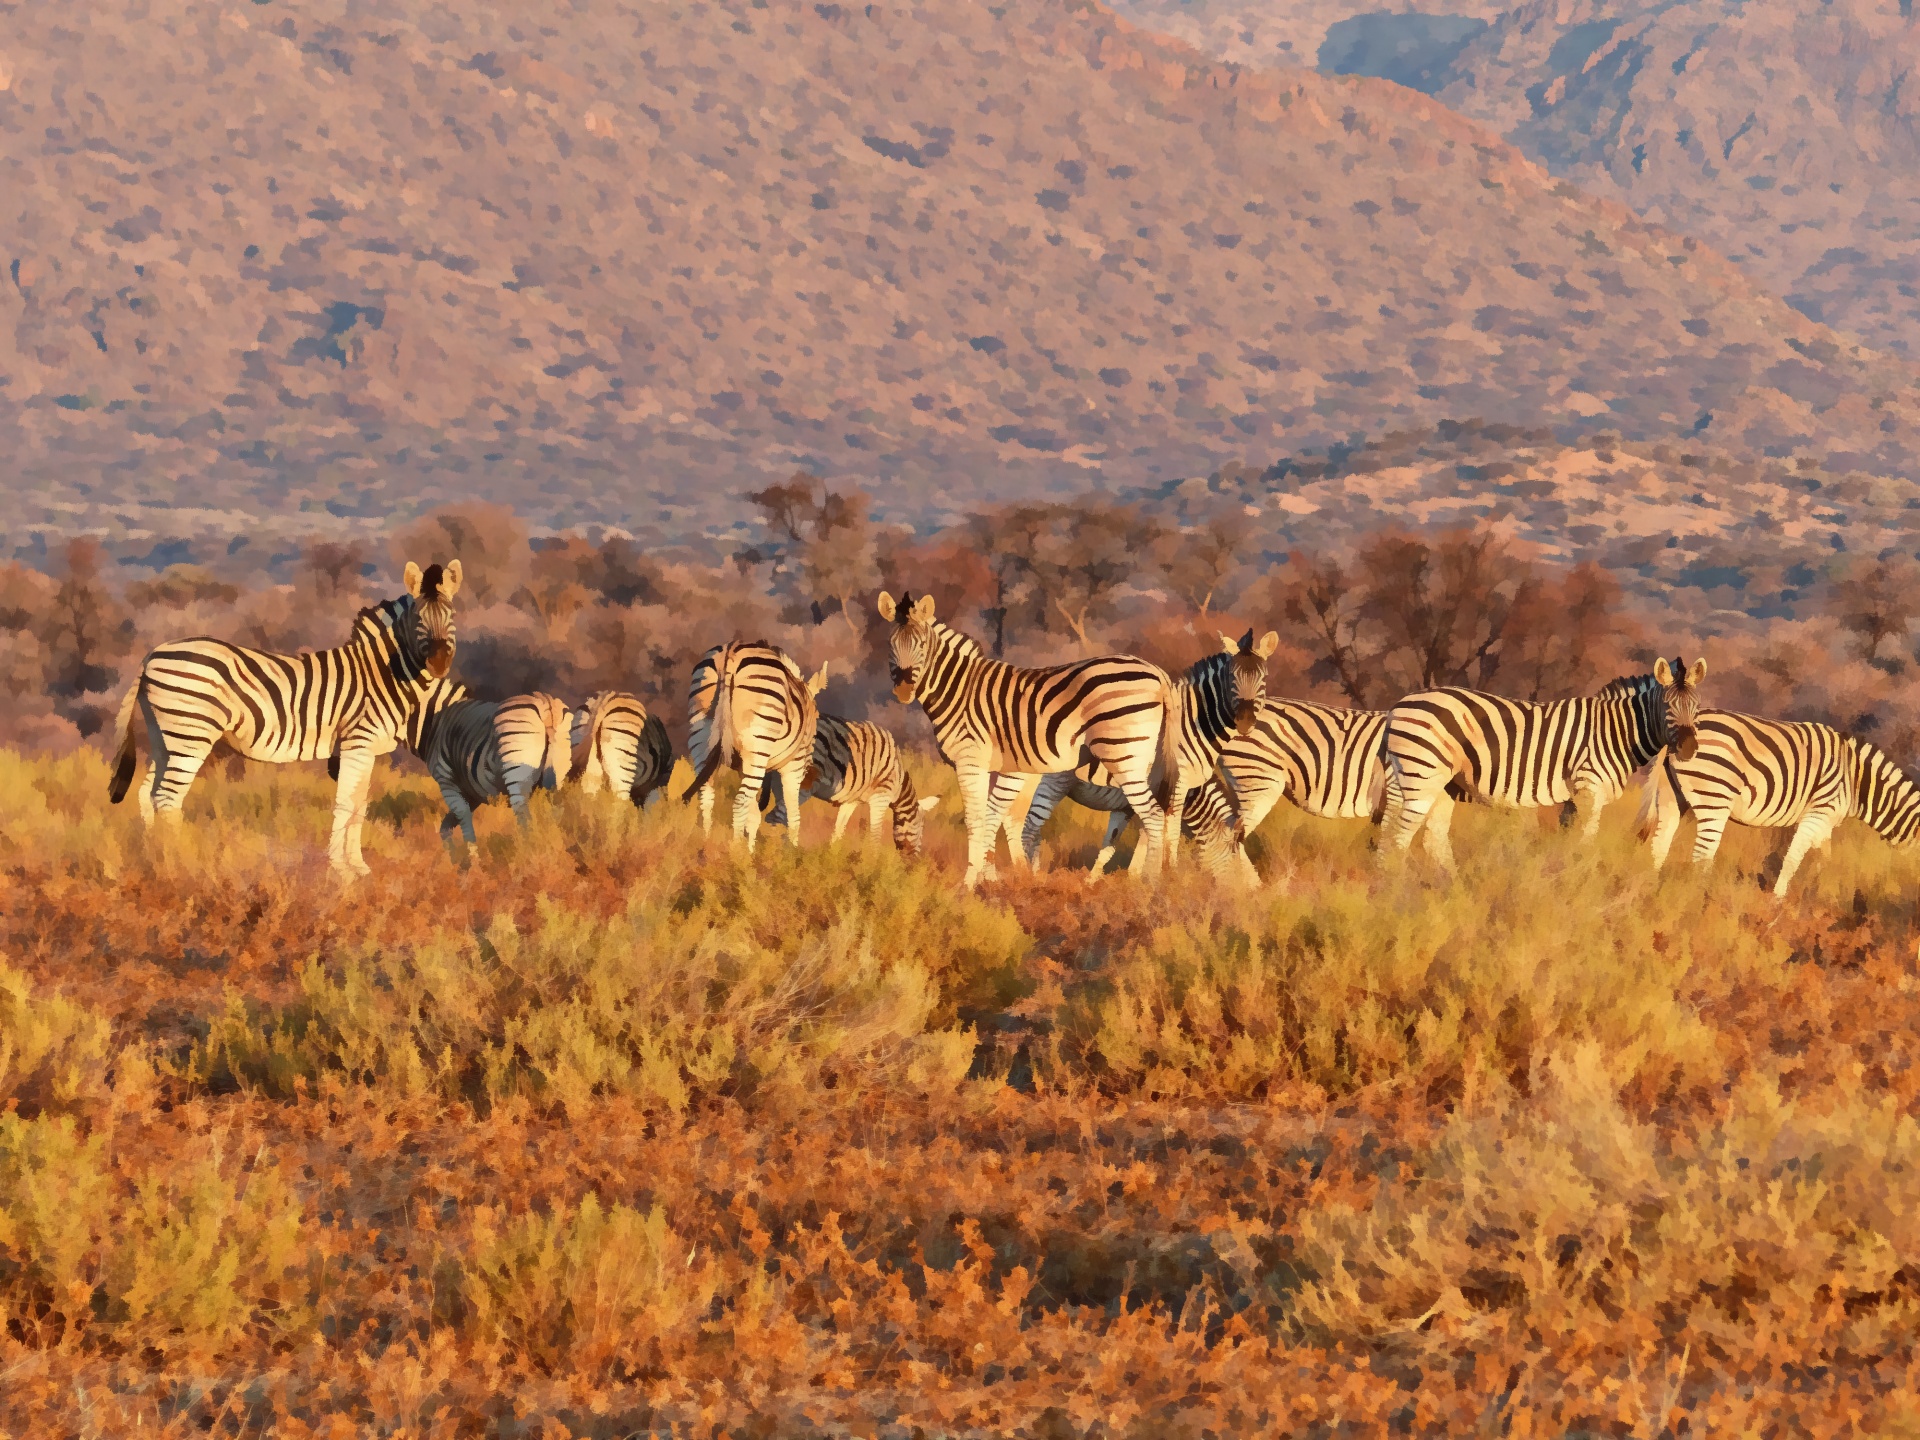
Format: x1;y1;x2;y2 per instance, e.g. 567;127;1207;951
101;562;1920;899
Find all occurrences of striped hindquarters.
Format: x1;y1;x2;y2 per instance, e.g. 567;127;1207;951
577;691;675;804
426;692;570;809
807;714;903;807
688;641;800;775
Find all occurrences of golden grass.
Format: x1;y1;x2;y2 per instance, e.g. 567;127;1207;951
0;744;1916;1434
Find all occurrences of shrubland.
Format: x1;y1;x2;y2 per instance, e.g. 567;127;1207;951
0;742;1915;1434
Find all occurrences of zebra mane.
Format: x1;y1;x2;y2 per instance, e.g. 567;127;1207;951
929;619;987;659
1595;672;1656;699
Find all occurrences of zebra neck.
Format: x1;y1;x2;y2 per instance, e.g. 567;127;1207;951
1181;655;1235;748
914;624;991;731
351;599;433;690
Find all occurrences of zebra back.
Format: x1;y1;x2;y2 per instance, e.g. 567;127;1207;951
1848;734;1920;845
424;692;570;810
1223;699;1391;830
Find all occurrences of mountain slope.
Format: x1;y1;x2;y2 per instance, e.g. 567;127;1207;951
1434;0;1920;356
3;0;1918;554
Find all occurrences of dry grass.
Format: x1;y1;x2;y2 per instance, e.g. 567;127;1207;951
1;744;1917;1435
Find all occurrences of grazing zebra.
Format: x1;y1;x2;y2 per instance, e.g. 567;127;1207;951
107;560;463;877
574;691;675;808
1381;656;1707;868
760;713;942;853
876;591;1181;889
417;692;573;846
684;643;826;850
1636;710;1920;896
1013;630;1277;872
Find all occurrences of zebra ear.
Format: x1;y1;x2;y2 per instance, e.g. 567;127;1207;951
1687;657;1707;685
1218;633;1239;655
404;561;425;598
807;663;830;695
1255;630;1279;659
918;795;941;812
1654;657;1674;686
911;593;936;623
877;591;898;622
441;559;463;599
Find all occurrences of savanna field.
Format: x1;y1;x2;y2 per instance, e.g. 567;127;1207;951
3;745;1917;1437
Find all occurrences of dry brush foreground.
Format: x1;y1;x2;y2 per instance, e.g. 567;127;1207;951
1;746;1918;1435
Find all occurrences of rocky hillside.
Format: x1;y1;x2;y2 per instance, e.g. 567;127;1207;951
3;0;1918;562
1122;0;1920;358
1434;0;1920;357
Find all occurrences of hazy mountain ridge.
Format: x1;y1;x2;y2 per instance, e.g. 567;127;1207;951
3;0;1918;567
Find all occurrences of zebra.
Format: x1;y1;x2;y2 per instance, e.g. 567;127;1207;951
876;591;1181;889
416;692;573;846
573;691;675;808
684;642;826;850
107;560;463;877
686;640;805;835
1381;656;1707;868
1636;709;1920;896
759;712;942;853
1012;630;1277;873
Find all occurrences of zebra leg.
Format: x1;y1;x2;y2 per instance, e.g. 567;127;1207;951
1380;761;1437;858
983;773;1029;874
780;767;806;847
1574;780;1621;839
503;765;539;829
1773;813;1836;897
1114;779;1168;881
699;782;718;836
437;781;479;848
1096;808;1131;879
1688;805;1732;871
1021;772;1076;869
957;766;997;889
1418;791;1457;871
868;794;888;840
733;766;768;851
328;747;378;879
831;803;857;844
1647;794;1682;872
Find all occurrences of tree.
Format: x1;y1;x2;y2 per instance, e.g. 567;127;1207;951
1278;550;1370;705
1830;556;1920;662
1357;529;1525;693
1498;562;1627;699
966;503;1055;655
299;541;368;604
1027;502;1165;652
393;504;528;606
43;538;134;709
801;488;878;634
1158;505;1247;617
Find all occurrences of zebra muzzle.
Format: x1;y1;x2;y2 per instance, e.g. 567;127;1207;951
425;640;455;678
1234;700;1257;736
1673;726;1698;761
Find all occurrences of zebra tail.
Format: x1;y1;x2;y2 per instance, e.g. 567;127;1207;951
1153;678;1181;815
683;670;734;804
107;679;142;803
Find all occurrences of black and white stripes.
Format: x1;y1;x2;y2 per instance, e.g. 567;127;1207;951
1382;657;1706;868
684;641;826;850
761;711;941;853
417;692;573;845
1640;708;1920;895
877;591;1181;888
108;560;463;877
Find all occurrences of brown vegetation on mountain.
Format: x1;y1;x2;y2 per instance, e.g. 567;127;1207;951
5;0;1920;564
1127;0;1920;357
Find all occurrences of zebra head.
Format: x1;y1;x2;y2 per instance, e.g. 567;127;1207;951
892;788;942;856
877;590;937;703
402;559;464;680
1653;655;1708;760
1218;629;1279;736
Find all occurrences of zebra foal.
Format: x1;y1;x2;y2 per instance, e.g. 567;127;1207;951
761;712;941;853
574;691;675;808
684;641;826;850
1382;657;1706;868
107;559;463;877
418;691;574;846
877;591;1180;889
1637;708;1920;896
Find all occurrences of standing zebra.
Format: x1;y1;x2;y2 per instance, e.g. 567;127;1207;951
1381;657;1707;868
416;691;573;846
876;591;1181;889
687;641;804;834
1013;630;1277;873
574;691;676;808
107;560;463;877
760;712;942;853
684;643;826;850
1636;709;1920;896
